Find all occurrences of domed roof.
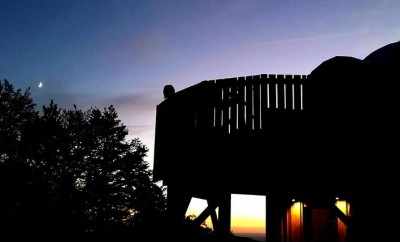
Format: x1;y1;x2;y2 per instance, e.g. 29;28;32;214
310;56;362;77
364;41;400;66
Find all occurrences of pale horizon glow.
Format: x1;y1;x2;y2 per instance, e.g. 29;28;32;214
184;195;266;240
185;197;215;230
231;194;266;240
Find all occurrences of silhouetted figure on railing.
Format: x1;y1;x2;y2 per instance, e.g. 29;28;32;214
164;84;176;99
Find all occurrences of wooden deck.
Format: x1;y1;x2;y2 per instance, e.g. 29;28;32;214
153;73;357;194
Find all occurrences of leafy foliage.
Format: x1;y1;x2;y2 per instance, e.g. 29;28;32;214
0;80;165;233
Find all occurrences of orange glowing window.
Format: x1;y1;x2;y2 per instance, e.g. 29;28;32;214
286;202;304;242
335;200;350;216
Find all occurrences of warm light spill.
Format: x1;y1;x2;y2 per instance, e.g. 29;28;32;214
336;200;350;242
290;202;303;220
231;194;266;241
335;200;350;216
286;202;303;242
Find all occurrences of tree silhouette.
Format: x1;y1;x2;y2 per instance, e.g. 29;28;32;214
0;80;40;231
0;80;165;234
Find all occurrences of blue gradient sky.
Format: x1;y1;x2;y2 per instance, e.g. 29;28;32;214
1;0;399;164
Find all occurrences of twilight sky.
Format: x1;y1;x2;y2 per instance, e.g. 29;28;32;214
1;0;400;165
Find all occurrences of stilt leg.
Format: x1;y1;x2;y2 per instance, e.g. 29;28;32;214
167;185;191;227
268;192;285;242
218;193;231;236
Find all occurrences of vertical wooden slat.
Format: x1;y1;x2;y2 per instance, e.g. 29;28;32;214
293;75;302;111
198;81;214;129
215;85;223;128
237;77;246;131
269;74;277;112
253;75;261;130
222;78;237;134
301;75;307;110
208;80;217;128
260;74;268;130
285;76;293;111
231;78;238;134
222;84;230;134
245;76;253;130
277;75;285;111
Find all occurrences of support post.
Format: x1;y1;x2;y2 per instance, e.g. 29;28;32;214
167;185;191;228
218;193;231;236
267;192;285;242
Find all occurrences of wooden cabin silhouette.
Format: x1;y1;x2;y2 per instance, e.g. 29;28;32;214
153;41;400;242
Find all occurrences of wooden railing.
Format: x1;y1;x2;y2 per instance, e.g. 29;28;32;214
153;74;307;181
209;74;306;135
160;74;306;135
